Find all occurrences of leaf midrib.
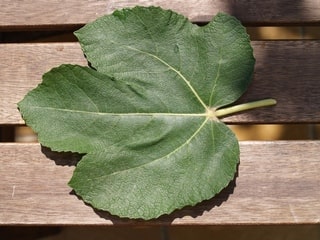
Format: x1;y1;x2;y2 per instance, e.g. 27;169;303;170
30;106;208;117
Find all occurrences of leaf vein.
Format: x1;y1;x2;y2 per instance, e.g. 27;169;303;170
30;106;207;117
126;46;208;110
93;118;209;178
209;56;222;106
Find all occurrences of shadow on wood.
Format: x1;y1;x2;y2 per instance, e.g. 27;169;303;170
41;145;83;166
91;167;238;224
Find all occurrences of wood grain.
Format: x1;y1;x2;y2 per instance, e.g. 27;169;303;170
1;0;319;230
1;41;320;124
1;0;320;29
0;141;319;225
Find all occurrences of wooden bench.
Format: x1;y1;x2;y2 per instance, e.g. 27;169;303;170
0;0;319;227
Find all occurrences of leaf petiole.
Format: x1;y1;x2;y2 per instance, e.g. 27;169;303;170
214;98;277;118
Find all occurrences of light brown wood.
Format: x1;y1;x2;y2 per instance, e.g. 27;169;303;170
1;0;320;29
1;41;320;125
0;43;87;125
1;0;320;228
0;141;319;225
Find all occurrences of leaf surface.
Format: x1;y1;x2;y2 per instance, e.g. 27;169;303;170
18;6;254;220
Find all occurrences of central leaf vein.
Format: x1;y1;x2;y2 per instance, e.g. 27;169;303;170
31;106;207;117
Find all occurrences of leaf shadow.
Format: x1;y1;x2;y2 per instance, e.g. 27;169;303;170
161;169;238;222
41;146;83;166
92;165;239;224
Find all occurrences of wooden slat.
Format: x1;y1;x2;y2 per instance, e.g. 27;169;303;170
0;141;319;225
107;0;320;25
1;0;320;29
0;43;86;125
1;41;320;124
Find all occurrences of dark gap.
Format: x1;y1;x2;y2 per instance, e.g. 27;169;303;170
0;24;83;32
0;29;78;43
2;23;319;43
0;224;318;240
0;226;61;240
0;125;39;143
0;125;15;142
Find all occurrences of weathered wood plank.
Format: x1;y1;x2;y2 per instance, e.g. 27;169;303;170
106;0;320;25
0;141;319;225
0;0;320;29
0;43;87;125
1;41;320;124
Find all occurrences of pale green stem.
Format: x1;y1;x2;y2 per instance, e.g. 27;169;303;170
215;99;277;118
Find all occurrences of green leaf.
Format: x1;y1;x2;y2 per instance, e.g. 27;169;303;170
18;6;255;220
